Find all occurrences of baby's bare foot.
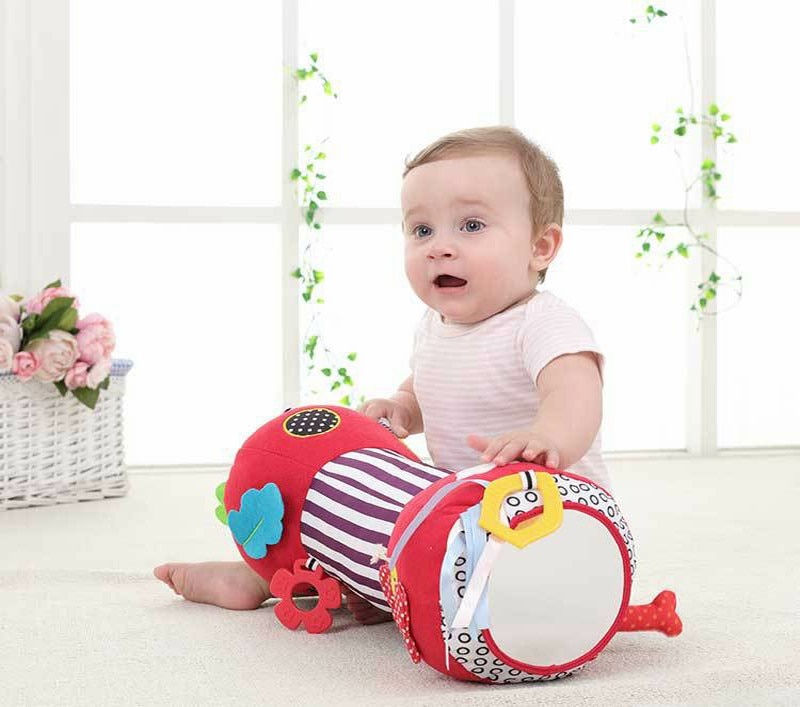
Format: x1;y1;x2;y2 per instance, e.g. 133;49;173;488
153;561;271;610
343;587;393;625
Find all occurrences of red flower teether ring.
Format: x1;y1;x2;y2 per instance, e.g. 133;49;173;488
269;559;342;634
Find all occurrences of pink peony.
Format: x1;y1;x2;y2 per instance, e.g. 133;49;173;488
26;330;80;383
0;294;21;321
0;339;14;373
12;351;41;380
76;313;116;365
64;360;91;390
86;357;112;390
23;286;79;316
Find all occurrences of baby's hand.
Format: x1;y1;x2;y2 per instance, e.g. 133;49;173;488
466;429;561;469
358;398;412;438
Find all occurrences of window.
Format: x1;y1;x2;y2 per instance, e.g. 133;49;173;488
2;0;796;467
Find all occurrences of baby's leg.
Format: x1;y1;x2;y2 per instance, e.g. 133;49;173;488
343;587;393;625
153;561;271;610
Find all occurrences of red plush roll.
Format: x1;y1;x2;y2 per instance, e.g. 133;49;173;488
383;464;640;683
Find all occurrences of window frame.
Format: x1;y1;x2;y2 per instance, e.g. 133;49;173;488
1;0;798;463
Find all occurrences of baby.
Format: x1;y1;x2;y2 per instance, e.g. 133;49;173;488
155;126;607;623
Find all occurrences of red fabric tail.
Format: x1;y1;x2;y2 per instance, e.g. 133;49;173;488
619;590;683;637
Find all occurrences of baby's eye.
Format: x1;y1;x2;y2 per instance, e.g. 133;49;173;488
463;219;485;233
412;225;433;238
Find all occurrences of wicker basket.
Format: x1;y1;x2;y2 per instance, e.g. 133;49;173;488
0;359;133;510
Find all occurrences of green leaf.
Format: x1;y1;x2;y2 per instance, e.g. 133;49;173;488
215;481;229;526
323;80;333;96
720;114;731;121
290;168;302;180
310;52;319;63
701;159;715;170
54;380;68;397
316;191;328;200
313;223;322;230
321;368;332;376
656;9;667;16
674;126;686;136
99;376;110;390
651;123;661;132
339;395;351;406
290;267;302;279
642;242;651;252
653;212;666;224
709;271;721;283
677;243;689;258
316;152;327;160
316;174;326;180
21;314;39;332
57;308;78;331
72;386;100;410
699;297;707;309
338;367;347;376
650;136;659;144
44;279;62;290
331;381;341;391
39;296;75;324
347;352;357;361
709;103;719;116
313;270;324;283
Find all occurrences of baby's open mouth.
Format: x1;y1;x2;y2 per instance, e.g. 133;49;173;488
434;274;468;288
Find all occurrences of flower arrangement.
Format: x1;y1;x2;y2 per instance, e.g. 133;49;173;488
0;280;116;409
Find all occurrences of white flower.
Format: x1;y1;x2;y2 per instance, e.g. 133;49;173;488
26;330;80;383
0;293;21;321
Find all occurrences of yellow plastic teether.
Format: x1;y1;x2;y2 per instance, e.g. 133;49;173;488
478;471;563;549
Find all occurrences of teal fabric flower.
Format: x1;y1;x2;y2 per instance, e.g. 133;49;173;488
228;483;284;559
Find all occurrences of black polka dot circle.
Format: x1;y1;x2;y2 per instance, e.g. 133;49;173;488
283;408;341;437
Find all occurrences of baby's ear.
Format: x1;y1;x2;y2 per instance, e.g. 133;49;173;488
531;223;563;268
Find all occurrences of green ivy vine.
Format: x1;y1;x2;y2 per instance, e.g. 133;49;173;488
289;52;365;408
631;6;743;319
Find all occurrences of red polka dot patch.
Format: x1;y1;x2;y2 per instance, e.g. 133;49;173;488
379;563;421;663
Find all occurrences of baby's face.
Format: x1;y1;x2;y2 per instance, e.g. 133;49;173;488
401;152;537;325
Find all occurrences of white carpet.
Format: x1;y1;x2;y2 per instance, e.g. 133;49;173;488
1;454;799;706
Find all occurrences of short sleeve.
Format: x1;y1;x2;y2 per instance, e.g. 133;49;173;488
519;297;605;388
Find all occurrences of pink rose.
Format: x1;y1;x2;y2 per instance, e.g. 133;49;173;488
0;339;14;373
0;314;22;354
0;294;21;321
86;357;112;390
64;360;91;390
76;313;116;365
12;351;41;380
23;286;79;316
26;330;80;383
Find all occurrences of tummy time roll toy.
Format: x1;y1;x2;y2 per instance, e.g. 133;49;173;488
216;405;681;681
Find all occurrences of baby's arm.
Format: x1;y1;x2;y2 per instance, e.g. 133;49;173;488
466;352;602;469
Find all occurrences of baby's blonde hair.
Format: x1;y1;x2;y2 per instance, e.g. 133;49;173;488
402;125;563;283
